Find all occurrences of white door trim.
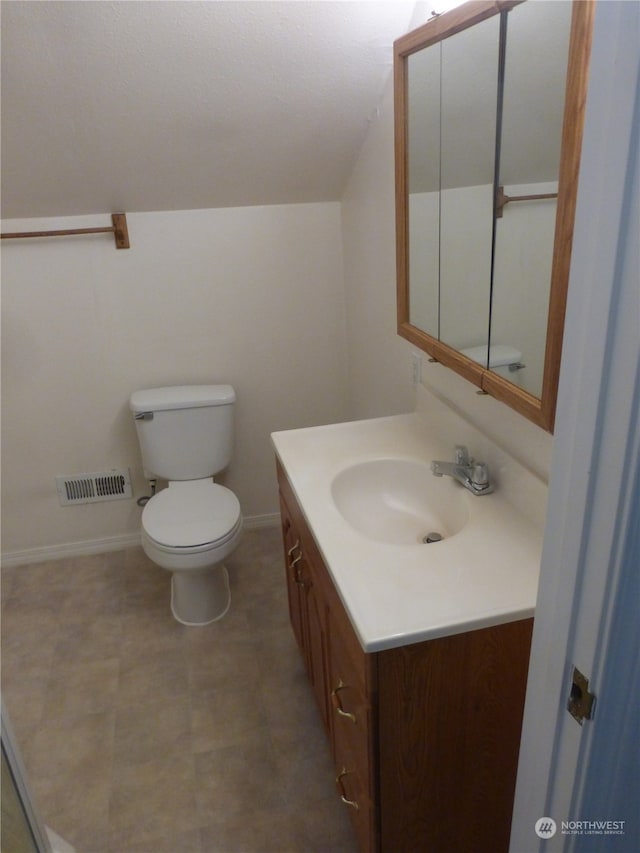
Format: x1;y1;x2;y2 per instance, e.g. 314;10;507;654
510;1;640;850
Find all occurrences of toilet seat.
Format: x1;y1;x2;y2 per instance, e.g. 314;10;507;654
142;479;242;552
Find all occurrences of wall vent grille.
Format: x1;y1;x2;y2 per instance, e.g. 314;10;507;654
56;469;133;506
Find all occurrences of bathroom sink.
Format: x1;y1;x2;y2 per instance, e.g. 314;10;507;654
273;412;544;649
330;458;469;546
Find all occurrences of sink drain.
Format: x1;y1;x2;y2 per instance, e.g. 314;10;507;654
422;532;443;544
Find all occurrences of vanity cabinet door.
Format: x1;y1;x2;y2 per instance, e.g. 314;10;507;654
327;602;372;774
377;620;533;853
328;604;378;853
303;551;330;733
333;756;374;853
277;465;330;735
279;494;307;663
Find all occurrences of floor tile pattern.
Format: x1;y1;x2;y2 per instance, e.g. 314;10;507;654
1;528;358;853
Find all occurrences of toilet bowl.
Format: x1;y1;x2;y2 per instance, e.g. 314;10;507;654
129;384;243;626
140;479;243;625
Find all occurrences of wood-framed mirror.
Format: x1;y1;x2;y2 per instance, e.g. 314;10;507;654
394;0;594;431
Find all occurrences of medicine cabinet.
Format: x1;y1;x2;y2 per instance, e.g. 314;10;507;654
395;0;594;431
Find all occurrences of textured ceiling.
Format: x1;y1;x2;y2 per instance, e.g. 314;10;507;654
0;0;418;219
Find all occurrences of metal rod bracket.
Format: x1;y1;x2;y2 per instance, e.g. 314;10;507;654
496;186;558;218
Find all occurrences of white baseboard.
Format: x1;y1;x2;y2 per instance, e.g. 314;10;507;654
1;513;281;568
46;826;77;853
1;532;142;568
243;512;281;530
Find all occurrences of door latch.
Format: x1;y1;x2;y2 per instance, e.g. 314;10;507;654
567;666;596;725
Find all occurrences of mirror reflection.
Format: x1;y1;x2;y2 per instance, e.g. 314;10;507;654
439;15;498;351
407;43;441;339
407;15;500;348
491;0;572;396
398;0;585;419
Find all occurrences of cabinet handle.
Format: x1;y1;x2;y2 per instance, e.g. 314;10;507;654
287;539;304;583
287;539;300;558
331;679;357;723
292;554;307;587
335;768;359;810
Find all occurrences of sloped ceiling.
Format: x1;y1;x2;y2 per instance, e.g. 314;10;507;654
0;0;418;219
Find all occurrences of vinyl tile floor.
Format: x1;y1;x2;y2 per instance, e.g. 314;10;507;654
1;527;359;853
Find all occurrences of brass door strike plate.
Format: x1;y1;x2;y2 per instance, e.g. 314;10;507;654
567;666;596;725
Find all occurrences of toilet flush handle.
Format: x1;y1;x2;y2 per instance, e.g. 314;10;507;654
134;412;154;421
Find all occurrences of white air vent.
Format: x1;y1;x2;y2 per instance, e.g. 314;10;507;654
56;469;132;506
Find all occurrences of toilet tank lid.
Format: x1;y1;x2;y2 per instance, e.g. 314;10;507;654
460;344;522;368
129;384;235;413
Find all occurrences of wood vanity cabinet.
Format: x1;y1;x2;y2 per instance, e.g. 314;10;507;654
279;486;330;734
277;460;533;853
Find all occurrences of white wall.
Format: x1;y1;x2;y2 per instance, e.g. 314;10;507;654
439;184;494;349
407;190;439;337
340;78;416;421
1;203;348;557
493;182;558;398
2;8;558;560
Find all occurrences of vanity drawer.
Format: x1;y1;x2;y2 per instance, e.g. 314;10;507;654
329;619;371;760
333;743;376;853
326;580;370;695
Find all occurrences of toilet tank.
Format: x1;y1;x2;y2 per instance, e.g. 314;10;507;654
129;385;236;481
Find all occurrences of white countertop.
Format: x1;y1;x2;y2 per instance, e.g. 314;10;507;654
272;412;544;652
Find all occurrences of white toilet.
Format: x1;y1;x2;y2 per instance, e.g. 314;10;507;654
129;384;243;626
460;343;524;384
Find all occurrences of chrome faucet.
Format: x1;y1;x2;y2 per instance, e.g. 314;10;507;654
431;445;493;496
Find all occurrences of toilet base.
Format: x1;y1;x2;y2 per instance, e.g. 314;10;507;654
170;564;231;626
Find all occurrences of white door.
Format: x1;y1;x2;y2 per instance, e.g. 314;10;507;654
510;2;640;850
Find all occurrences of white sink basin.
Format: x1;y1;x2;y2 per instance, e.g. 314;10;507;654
330;458;469;546
272;412;545;650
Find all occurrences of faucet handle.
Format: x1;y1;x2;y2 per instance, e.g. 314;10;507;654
454;445;471;465
471;463;490;487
